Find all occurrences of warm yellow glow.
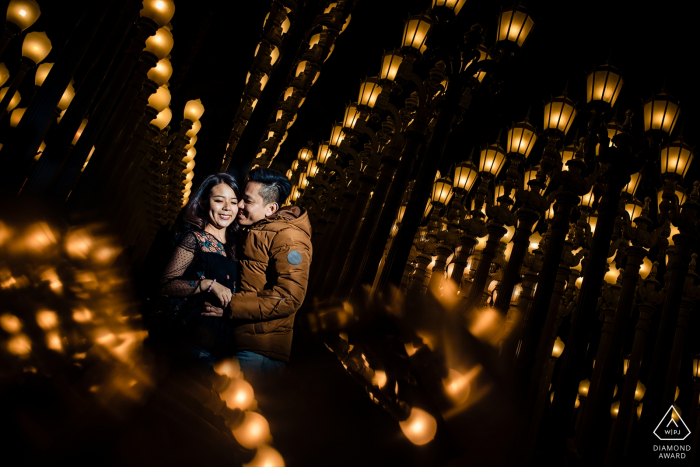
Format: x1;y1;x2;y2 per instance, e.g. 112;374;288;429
151;107;172;130
494;184;514;205
622;172;642;197
479;144;506;176
507;121;536;157
578;379;590;397
586;65;623;107
610;401;620;419
561;145;575;171
442;366;480;404
402;14;432;51
672;405;682;422
431;178;453;205
637;403;643;420
604;261;620;285
468;307;504;346
140;0;175;28
186;119;201;138
343;103;362;129
0;63;9;87
183;148;196;163
221;378;254;410
625;203;643;224
9;107;26;127
184;99;205;121
297;147;313;162
372;370;387;388
1;313;22;333
184;135;197;150
306;159;319;178
399;408;437;445
46;331;63;351
580;188;595;208
329;124;344;147
0;87;21;112
453;160;479;192
379;51;403;81
71;118;88;146
72;307;93;323
431;0;468;14
7;334;31;356
497;6;534;47
358;78;382;108
243;445;285;467
295;61;308;77
643;93;680;135
147;58;173;86
21;30;51;63
34;62;53;86
528;232;542;253
24;222;57;251
7;1;41;31
551;336;565;358
57;82;75;111
660;139;693;179
675;386;680;402
317;142;332;165
634;380;646;402
232;411;271;450
502;224;515;243
543;95;577;135
144;27;174;59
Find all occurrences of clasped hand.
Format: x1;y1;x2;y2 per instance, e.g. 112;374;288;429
200;279;231;308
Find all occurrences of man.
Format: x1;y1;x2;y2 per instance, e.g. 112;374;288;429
203;168;312;377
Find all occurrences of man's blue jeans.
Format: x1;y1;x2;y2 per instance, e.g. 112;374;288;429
234;351;285;379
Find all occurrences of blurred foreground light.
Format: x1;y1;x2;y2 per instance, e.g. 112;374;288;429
442;367;480;405
233;411;271;449
36;310;58;330
72;307;93;323
243;445;285;467
65;229;93;259
24;222;57;251
578;379;590;397
372;370;387;389
221;378;255;410
215;358;241;379
468;307;504;346
0;313;22;333
399;407;437;446
7;334;31;356
610;401;620;419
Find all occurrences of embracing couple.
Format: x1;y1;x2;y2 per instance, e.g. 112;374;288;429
158;168;312;379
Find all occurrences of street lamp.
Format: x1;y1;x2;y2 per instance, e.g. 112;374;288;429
140;0;176;28
0;30;51;117
358;77;383;108
379;50;403;81
659;138;693;179
150;107;172;130
144;27;174;60
507;118;537;159
453;160;479;194
586;63;623;108
34;62;53;86
478;142;507;178
431;177;453;206
643;92;680;136
343;102;363;129
543;93;577;136
401;14;433;54
496;4;535;53
1;0;41;58
147;58;173;86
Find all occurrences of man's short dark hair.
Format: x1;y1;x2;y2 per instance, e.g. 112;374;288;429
248;168;292;206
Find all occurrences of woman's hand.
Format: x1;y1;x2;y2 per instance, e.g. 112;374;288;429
201;301;224;317
200;279;232;307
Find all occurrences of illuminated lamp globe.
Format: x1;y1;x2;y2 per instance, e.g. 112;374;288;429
543;94;577;135
552;336;565;358
523;167;541;192
151;107;172;130
634;380;646;402
184;135;197;150
399;407;437;446
186;119;201;137
329;123;344;147
0;87;20;111
243;445;285;467
145;27;174;60
57;82;76;110
432;0;467;15
317;142;332;165
625;202;643;224
358;77;382;108
610;401;620;419
140;0;175;28
148;85;171;112
343;103;362;129
656;188;687;213
183;148;196;163
587;213;598;234
580;188;595;209
496;4;534;49
184;171;194;182
184;99;205;121
183;160;195;172
71;119;88;145
479;143;507;177
221;378;254;410
561;144;576;171
6;0;41;31
22;31;52;64
622;172;642;198
507;119;537;158
401;14;433;52
232;411;270;450
643;92;680;135
286;113;297;129
147;58;173;85
9;107;25;127
34;62;53;86
502;224;515;243
431;177;453;206
586;63;623;108
379;50;403;81
298;174;308;189
494;183;514;205
453;160;478;193
578;379;590;397
297;147;313;162
295;60;308;77
306;159;319;178
639;257;653;279
0;63;9;86
660;139;693;179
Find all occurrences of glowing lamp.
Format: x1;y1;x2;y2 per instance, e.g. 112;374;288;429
586;64;623;107
401;14;433;52
523;167;543;192
431;0;467;15
623;356;630;375
183;148;196;163
22;31;52;64
588;213;598;233
431;177;453;205
634;380;646;401
379;50;403;81
298;174;308;189
643;93;680;135
622;172;642;197
71;119;88;145
151;107;172;130
306;159;318;178
639;257;652;279
329;123;344;147
243;445;285;467
507;119;537;158
637;403;643;420
0;63;9;87
184;135;197;149
675;386;680;402
479;143;507;177
343;103;362;129
297;147;313;162
144;27;173;59
496;4;534;48
660;139;693;179
317;142;332;165
528;232;542;253
148;85;171;112
543;95;577;135
184;99;205;121
358;77;382;108
186;119;201;137
580;188;595;208
6;0;41;31
578;379;590;397
552;336;565;358
397;204;407;223
140;0;176;28
625;202;643;224
9;107;25;127
0;87;21;111
494;184;514;205
610;401;620;419
147;58;173;85
34;62;53;86
57;82;75;110
453;160;479;193
561;144;575;171
232;411;270;450
399;407;437;446
657;188;687;213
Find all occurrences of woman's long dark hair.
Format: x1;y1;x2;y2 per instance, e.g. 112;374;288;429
179;173;241;260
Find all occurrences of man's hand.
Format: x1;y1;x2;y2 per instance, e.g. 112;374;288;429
201;301;224;317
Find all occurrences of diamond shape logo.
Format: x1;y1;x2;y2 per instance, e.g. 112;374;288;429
654;406;691;441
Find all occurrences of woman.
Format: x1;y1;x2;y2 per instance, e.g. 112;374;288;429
158;173;239;365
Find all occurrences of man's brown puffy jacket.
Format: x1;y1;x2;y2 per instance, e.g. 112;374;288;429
227;206;312;362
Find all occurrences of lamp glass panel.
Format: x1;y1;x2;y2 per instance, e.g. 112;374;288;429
7;0;41;31
660;141;693;178
402;16;432;50
561;146;575;171
580;188;595;208
380;52;403;81
586;69;623;107
432;179;452;204
622;172;642;197
644;96;680;134
358;79;382;108
453;162;478;192
298;148;312;161
22;31;52;63
544;96;576;135
479;146;506;176
343;104;361;129
317;142;332;164
329;124;344;147
497;8;534;47
507;123;536;157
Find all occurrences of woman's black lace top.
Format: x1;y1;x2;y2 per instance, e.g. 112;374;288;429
159;229;237;356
